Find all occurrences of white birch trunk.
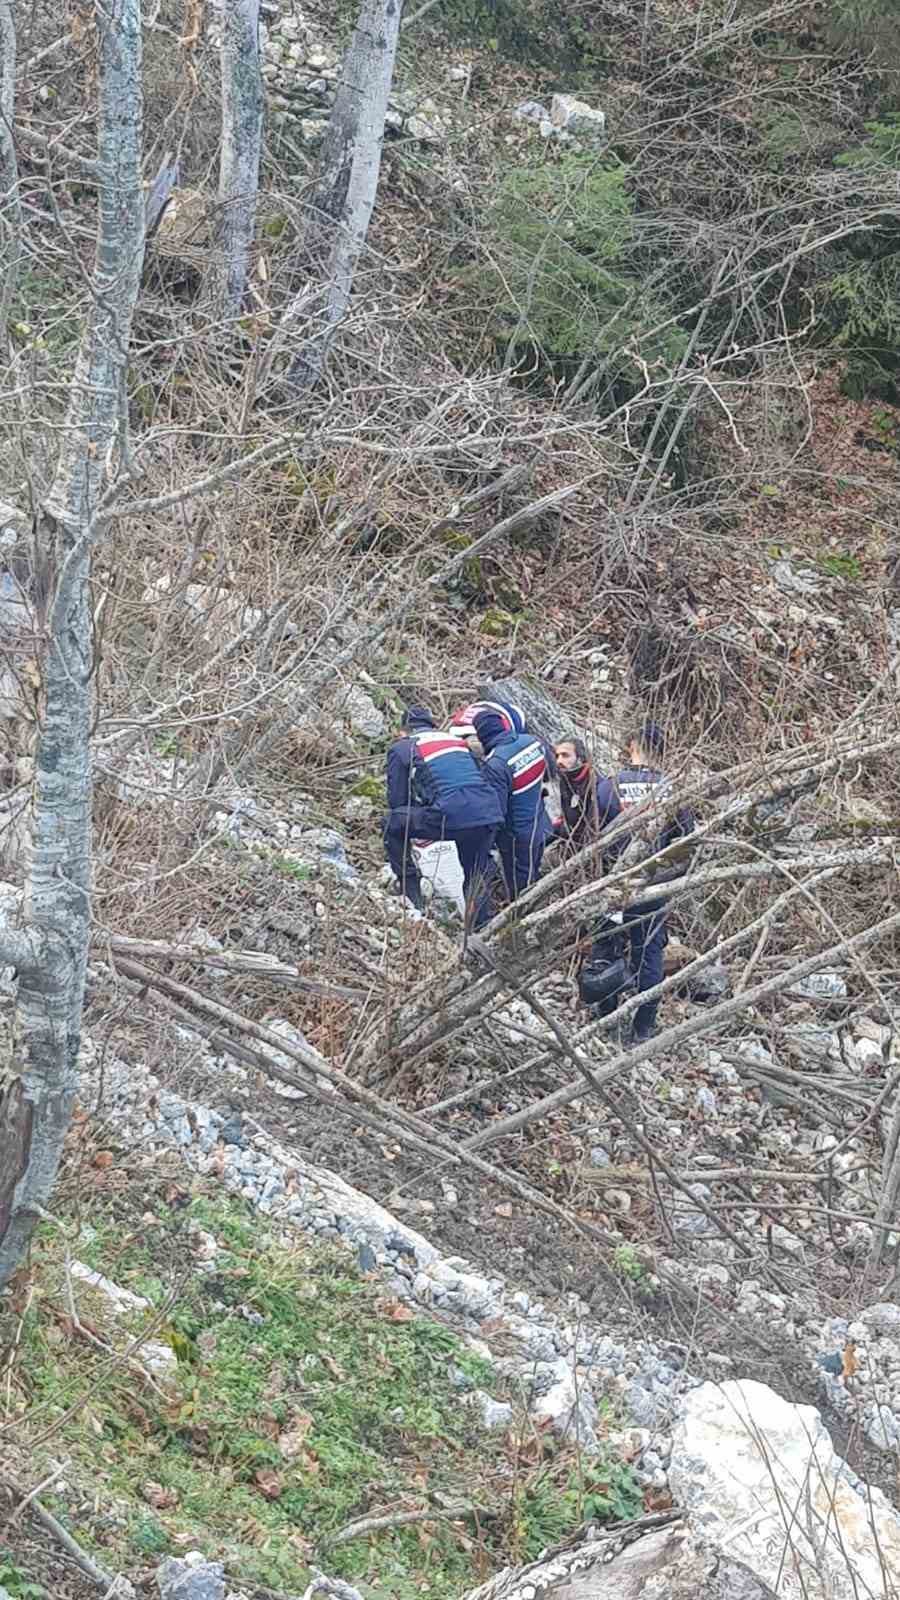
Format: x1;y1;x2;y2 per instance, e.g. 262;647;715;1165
0;0;20;347
209;0;263;320
0;0;146;1289
285;0;402;386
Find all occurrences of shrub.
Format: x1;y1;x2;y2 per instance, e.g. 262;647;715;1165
466;155;686;385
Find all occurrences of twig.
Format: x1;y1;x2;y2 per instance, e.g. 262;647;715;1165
325;1502;485;1548
103;956;616;1250
4;1461;66;1525
1;1476;127;1592
98;932;374;1000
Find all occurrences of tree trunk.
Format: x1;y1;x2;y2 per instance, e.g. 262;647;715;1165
285;0;402;387
210;0;263;320
0;0;20;348
0;0;146;1290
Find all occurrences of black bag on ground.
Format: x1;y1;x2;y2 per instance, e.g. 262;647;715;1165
578;913;636;1008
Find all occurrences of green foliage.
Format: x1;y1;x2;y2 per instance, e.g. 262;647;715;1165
575;1454;644;1524
270;853;314;881
8;1193;523;1598
827;114;900;395
468;155;686;380
819;551;862;579
349;774;387;803
835;112;900;169
827;0;900;70
515;1453;642;1559
479;606;520;637
758;107;844;171
0;1553;46;1599
612;1243;645;1283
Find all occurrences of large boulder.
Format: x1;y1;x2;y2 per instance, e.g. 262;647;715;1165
669;1379;900;1598
550;94;607;142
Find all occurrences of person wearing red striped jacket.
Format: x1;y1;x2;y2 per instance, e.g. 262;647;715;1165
383;706;502;926
472;705;550;901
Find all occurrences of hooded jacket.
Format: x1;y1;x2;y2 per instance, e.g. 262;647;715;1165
386;708;436;810
475;708;548;841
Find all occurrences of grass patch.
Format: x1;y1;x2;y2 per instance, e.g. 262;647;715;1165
1;1171;641;1596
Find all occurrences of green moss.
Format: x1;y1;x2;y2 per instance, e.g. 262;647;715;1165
349;774;387;803
6;1183;642;1597
6;1194;509;1595
479;607;518;637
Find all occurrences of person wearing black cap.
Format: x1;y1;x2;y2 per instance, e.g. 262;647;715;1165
383;706;502;923
591;720;695;1043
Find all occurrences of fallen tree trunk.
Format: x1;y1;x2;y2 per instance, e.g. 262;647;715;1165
459;1517;780;1600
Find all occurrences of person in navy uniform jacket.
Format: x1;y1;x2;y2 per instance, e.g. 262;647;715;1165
383;706;503;926
592;720;695;1043
472;705;550;900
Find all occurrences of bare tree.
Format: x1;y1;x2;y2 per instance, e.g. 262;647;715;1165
0;0;146;1289
0;0;19;347
285;0;403;386
209;0;264;320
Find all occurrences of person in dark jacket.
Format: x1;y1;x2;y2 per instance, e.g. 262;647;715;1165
383;706;502;925
552;737;603;853
473;705;549;900
591;720;695;1044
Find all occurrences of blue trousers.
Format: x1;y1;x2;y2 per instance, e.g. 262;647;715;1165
497;828;545;900
383;807;497;929
593;898;667;1033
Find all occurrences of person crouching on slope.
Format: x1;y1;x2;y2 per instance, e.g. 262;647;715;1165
472;704;549;901
382;705;502;927
592;720;695;1044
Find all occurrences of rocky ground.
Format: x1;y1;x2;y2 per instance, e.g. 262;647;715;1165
12;964;895;1600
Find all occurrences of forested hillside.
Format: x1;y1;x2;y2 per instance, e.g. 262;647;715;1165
1;0;900;1596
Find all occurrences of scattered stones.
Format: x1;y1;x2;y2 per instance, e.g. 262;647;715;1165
860;1301;900;1337
680;962;731;1003
672;1184;715;1237
70;1264;150;1317
530;1358;601;1452
333;682;386;740
156;1552;226;1600
549;93;606;140
771;557;824;595
407;114;442;143
342;794;375;825
514;99;548;124
293;827;359;883
793;971;848;1001
464;1390;512;1429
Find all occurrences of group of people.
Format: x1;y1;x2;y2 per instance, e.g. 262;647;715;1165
382;697;694;1043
